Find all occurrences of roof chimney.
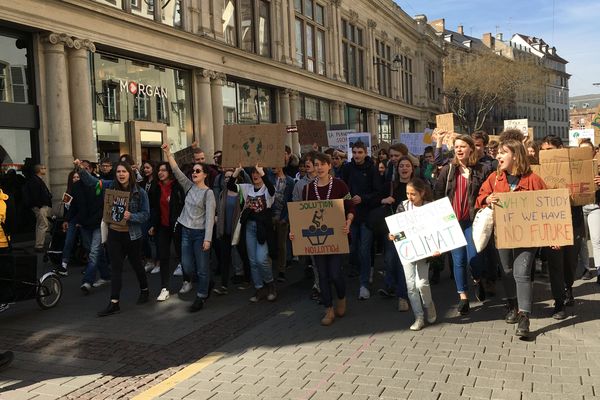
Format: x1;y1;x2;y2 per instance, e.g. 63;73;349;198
430;18;445;33
496;32;503;41
482;33;495;48
458;25;464;35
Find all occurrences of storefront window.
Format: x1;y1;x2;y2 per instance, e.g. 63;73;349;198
346;105;365;132
222;80;274;125
0;128;31;172
91;53;192;157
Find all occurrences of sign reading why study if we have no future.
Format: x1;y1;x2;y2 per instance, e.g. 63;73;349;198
288;199;349;256
494;189;573;249
385;197;467;264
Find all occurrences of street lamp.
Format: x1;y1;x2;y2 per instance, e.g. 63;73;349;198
373;54;403;71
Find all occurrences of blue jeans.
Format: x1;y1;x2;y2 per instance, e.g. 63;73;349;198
450;221;484;294
384;239;408;300
350;221;373;287
245;220;274;289
181;226;210;298
81;227;111;285
61;222;81;264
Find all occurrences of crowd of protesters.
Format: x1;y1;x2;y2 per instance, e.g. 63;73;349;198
2;128;600;341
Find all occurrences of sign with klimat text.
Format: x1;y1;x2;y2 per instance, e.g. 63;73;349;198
494;189;573;249
288;199;349;256
103;189;130;227
385;198;467;263
296;119;328;146
222;124;286;167
504;119;528;136
531;147;597;206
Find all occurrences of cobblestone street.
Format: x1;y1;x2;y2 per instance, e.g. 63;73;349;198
1;254;600;400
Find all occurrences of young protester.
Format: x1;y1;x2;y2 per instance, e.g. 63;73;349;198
388;178;437;330
332;150;347;179
163;144;216;312
270;165;295;282
578;140;596;281
229;162;277;302
434;135;490;315
58;170;82;276
75;159;150;317
343;141;382;300
141;161;160;274
149;161;185;301
539;135;585;317
477;139;546;338
290;152;354;326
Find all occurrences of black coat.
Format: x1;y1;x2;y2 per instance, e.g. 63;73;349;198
150;180;185;231
24;175;52;208
342;156;382;222
67;181;104;229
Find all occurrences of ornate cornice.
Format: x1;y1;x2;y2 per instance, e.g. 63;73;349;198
348;10;359;24
73;38;96;52
330;0;342;7
367;19;377;29
43;32;74;48
394;37;402;47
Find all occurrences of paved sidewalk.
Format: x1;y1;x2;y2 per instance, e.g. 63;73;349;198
1;254;600;400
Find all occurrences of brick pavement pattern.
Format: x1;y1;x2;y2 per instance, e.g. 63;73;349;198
1;255;600;400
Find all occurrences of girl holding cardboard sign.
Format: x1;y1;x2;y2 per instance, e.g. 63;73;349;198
476;139;546;338
289;152;355;326
74;159;150;317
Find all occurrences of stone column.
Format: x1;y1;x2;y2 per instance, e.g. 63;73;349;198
288;0;296;66
280;0;292;63
393;37;402;100
43;33;75;200
367;19;377;92
68;38;97;162
288;90;300;154
195;69;215;157
330;102;340;125
279;89;292;148
368;109;379;143
198;0;212;36
211;72;226;152
393;115;402;140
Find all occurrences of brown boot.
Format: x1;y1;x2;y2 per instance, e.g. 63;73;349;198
321;307;335;326
335;298;346;317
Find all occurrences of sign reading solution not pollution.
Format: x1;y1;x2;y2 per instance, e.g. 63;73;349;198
288;199;349;256
385;198;467;263
494;189;573;249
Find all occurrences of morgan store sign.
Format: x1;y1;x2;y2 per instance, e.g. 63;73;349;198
119;80;168;98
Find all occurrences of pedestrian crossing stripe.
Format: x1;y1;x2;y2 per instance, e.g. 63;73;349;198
131;352;224;400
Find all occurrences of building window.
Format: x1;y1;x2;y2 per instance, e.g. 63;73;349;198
0;63;6;102
378;112;393;143
101;80;120;121
342;19;364;89
221;0;271;57
427;66;436;101
375;39;391;97
134;91;150;121
297;94;331;127
294;0;326;75
223;80;274;124
401;54;413;104
346;105;366;132
156;89;169;124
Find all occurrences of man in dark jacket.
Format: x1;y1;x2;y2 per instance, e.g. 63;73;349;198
24;164;52;251
342;141;382;300
72;179;111;294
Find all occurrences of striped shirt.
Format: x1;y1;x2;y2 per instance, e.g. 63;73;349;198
452;170;470;221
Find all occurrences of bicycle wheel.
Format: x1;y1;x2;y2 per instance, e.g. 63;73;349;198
36;274;62;309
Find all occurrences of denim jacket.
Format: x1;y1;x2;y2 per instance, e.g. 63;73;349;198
78;169;149;241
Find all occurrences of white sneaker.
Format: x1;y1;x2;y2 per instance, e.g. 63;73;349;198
410;317;425;331
144;262;154;272
398;298;410;312
150;266;160;274
179;281;192;294
426;304;437;324
358;286;370;300
157;288;170;301
173;264;183;276
92;278;110;288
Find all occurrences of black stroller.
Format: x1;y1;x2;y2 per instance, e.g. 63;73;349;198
43;216;66;268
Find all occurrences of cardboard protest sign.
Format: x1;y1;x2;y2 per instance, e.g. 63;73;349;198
385;197;467;264
488;135;500;143
327;129;354;151
436;113;455;133
173;145;195;165
62;192;73;206
222;124;286;167
494;189;573;249
288;199;349;256
532;147;597;206
504;119;528;136
569;128;595;146
296;119;327;146
346;133;372;161
399;129;440;154
103;189;130;226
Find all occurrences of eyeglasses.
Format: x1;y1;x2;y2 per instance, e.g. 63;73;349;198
193;168;203;174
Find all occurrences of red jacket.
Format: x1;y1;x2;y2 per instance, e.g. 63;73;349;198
476;170;546;209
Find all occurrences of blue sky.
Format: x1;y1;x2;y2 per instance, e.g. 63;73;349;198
393;0;599;97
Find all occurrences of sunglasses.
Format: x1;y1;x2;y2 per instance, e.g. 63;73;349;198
193;168;203;174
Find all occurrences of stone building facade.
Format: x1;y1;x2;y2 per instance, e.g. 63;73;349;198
0;0;444;198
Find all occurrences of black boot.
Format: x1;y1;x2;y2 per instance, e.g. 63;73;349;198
97;301;120;317
515;312;530;338
564;287;574;306
136;289;150;304
0;351;14;372
505;298;518;324
189;296;205;312
458;299;470;315
552;302;566;320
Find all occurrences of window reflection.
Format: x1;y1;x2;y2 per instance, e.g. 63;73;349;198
0;35;30;104
222;81;273;125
